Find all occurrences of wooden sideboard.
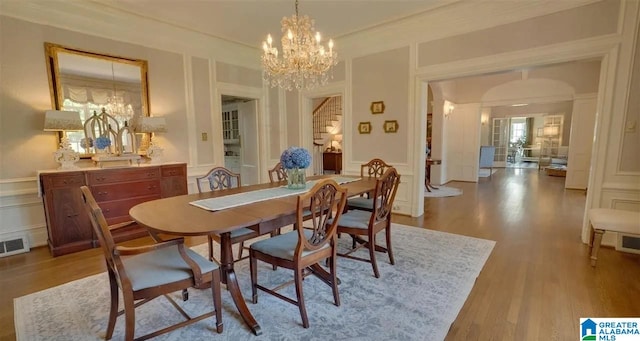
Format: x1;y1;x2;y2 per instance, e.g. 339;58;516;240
40;163;187;256
323;152;342;174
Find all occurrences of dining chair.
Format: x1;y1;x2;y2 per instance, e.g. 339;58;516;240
347;158;393;212
249;179;348;328
196;166;241;192
196;166;260;263
335;167;400;278
80;186;223;340
268;162;288;183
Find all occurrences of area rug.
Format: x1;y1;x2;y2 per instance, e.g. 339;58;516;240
14;224;495;341
424;186;463;198
478;169;498;177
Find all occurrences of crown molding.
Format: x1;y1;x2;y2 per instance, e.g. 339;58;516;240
416;34;620;81
0;1;260;69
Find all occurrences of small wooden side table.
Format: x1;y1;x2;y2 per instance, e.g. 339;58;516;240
425;159;442;192
323;151;342;174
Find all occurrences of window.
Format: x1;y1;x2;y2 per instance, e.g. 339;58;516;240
510;122;525;143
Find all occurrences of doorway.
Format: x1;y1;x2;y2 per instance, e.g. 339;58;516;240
221;95;260;186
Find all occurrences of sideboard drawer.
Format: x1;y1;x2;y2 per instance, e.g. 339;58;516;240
99;195;161;221
87;167;160;185
42;173;86;189
161;165;185;177
91;180;161;202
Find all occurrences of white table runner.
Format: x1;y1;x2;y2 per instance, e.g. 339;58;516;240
190;176;360;211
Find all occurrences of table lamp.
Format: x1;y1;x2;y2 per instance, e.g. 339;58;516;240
44;110;83;169
136;116;167;163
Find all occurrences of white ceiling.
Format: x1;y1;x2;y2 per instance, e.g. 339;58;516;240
96;0;453;48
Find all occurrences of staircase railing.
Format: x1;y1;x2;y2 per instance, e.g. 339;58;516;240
311;96;342;175
312;96;342;140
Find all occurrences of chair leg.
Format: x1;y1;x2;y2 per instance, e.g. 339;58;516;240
106;272;119;340
294;268;309;328
237;241;245;260
590;229;605;267
250;251;258;304
211;270;223;333
123;292;136;341
208;235;214;262
369;234;380;278
329;256;340;306
386;224;395;265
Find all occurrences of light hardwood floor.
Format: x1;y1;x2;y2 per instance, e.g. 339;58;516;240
1;168;639;340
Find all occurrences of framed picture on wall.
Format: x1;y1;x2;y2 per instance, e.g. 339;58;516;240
370;101;385;114
358;122;372;134
383;120;399;133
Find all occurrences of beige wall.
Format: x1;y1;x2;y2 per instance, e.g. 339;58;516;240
192;56;214;165
417;1;619;67
351;47;409;164
620;28;640;172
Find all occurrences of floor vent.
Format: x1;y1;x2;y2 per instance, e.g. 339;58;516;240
616;233;640;255
0;236;30;258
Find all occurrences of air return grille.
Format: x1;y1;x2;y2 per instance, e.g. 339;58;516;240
616;233;640;255
0;236;30;257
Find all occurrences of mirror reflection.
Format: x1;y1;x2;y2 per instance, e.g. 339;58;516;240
44;43;149;155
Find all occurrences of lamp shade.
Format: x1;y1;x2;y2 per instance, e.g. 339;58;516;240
43;110;83;131
136;117;167;133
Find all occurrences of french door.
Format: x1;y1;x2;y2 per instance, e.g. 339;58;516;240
492;118;509;167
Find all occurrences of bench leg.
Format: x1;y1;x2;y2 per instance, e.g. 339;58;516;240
590;228;604;267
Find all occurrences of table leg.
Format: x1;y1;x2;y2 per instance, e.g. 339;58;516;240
220;233;262;335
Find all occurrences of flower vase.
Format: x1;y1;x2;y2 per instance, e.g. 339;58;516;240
286;168;306;189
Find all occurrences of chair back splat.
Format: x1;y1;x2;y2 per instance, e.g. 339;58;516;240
361;158;392;178
197;166;241;193
79;186;223;340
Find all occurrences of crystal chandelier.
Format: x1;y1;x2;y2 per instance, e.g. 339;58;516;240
262;0;338;91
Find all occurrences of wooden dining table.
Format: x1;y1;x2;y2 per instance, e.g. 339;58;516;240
129;175;377;336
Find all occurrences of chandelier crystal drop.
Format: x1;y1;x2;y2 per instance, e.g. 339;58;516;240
105;63;134;123
261;0;338;91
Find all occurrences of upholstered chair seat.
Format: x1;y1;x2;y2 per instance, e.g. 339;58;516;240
124;246;218;291
328;209;370;230
250;229;330;261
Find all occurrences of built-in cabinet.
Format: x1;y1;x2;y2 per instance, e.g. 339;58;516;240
222;108;239;144
40;163;187;256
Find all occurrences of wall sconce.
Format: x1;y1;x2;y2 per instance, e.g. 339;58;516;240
43;110;83;169
444;103;454;119
136;116;168;163
481;116;488;126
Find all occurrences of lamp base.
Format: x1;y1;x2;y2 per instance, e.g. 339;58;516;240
146;144;164;164
54;147;79;170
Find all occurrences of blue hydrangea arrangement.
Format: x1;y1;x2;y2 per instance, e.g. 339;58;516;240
94;136;111;150
280;146;311;169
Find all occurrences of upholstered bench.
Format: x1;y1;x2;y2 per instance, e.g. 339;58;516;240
588;208;640;266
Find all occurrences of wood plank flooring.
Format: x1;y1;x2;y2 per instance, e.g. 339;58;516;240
1;168;639;340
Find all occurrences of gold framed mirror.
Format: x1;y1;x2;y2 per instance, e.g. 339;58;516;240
44;42;150;156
